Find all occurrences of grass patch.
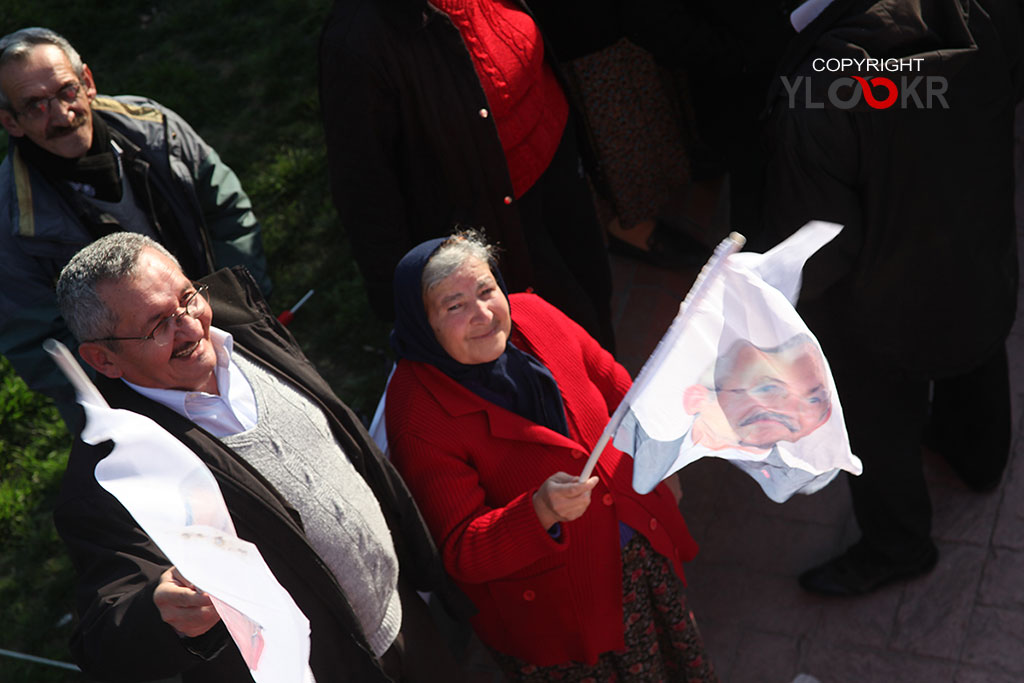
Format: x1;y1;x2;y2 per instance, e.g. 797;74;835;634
0;356;76;681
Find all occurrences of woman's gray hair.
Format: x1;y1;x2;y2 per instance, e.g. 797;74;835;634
0;28;85;111
57;233;180;343
422;228;498;295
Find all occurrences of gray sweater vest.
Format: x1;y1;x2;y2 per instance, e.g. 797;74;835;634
223;353;402;656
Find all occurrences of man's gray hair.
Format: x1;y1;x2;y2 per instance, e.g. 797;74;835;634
422;228;498;295
57;233;180;343
0;28;85;111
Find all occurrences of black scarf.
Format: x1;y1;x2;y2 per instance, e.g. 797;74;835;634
390;237;570;437
15;112;122;201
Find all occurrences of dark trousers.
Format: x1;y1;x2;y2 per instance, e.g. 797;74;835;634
516;119;616;353
823;334;1010;561
380;579;468;683
927;347;1012;487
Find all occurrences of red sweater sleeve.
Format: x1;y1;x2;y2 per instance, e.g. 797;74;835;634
387;370;570;585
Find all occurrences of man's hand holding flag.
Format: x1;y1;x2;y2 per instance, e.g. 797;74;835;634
46;339;315;683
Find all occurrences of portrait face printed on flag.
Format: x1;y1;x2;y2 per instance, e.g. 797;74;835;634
618;221;860;501
684;334;832;452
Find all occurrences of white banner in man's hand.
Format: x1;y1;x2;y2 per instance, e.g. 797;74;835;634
46;340;314;683
615;222;862;502
86;402;315;683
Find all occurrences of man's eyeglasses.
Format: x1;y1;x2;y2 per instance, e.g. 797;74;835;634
13;81;83;121
84;284;210;347
716;380;831;414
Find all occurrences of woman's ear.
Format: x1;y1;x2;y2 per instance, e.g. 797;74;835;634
77;342;124;379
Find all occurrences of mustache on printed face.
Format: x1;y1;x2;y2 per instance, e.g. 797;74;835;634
739;410;798;432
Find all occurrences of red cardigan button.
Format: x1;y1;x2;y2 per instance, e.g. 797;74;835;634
649;518;658;531
523;590;536;601
602;493;613;506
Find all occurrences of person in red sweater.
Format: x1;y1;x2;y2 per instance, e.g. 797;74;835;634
385;230;717;681
319;0;616;352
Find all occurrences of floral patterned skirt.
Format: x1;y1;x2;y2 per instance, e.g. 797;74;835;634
489;534;717;682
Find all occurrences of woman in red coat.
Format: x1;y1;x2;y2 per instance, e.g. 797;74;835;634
385;230;716;681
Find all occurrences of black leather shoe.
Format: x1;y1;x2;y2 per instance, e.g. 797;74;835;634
799;542;939;597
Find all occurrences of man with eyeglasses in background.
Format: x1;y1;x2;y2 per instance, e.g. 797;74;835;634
0;27;270;431
53;232;469;682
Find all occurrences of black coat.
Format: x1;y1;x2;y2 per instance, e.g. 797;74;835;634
763;0;1023;376
54;266;469;682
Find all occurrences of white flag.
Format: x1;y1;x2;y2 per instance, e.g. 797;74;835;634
46;341;315;683
613;222;862;502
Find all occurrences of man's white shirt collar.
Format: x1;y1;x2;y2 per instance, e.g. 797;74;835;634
125;326;258;437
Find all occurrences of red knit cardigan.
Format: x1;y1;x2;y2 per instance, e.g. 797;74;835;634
386;293;699;666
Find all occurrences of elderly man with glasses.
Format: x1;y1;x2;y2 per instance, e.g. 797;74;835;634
0;27;270;430
53;232;469;682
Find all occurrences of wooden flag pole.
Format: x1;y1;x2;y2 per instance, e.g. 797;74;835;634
578;232;746;482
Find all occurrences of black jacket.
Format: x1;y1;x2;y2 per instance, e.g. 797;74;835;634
763;0;1023;375
54;266;469;682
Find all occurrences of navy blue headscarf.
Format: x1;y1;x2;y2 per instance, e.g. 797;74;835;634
390;237;569;437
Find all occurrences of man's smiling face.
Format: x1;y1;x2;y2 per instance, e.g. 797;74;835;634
88;248;219;394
